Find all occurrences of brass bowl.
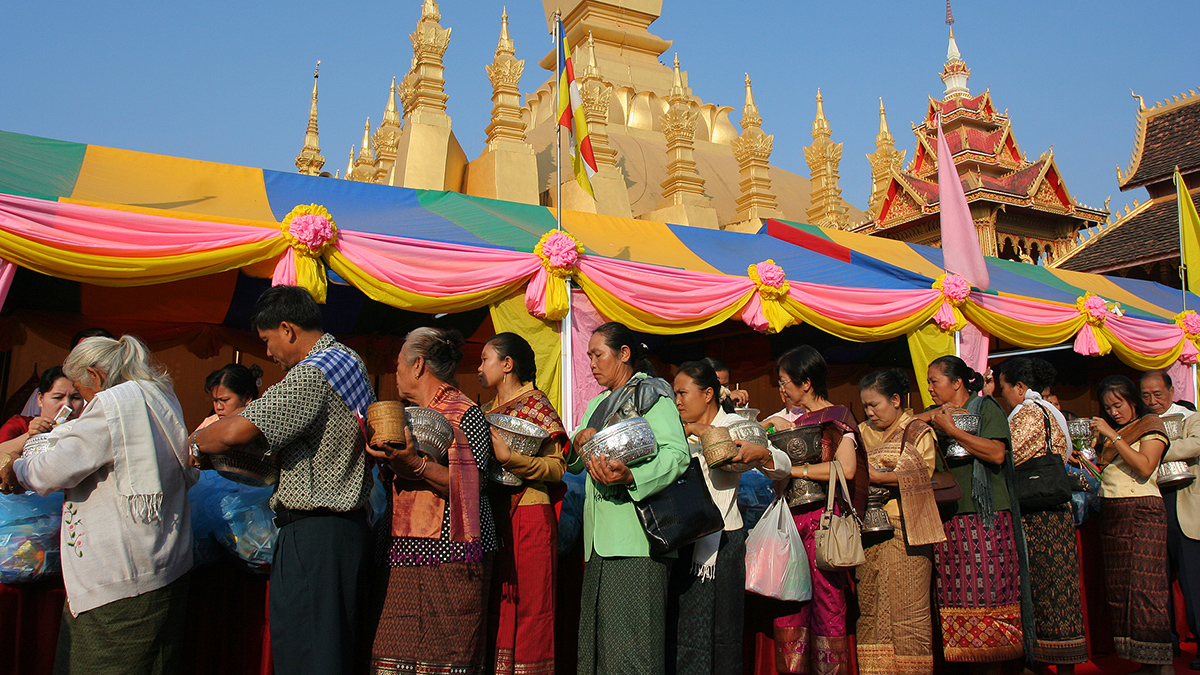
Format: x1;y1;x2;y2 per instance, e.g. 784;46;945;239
768;424;824;465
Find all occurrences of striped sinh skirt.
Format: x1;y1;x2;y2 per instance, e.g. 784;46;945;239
1022;503;1087;664
932;511;1024;662
1100;495;1173;666
369;558;493;675
856;515;934;675
578;554;670;675
667;529;746;675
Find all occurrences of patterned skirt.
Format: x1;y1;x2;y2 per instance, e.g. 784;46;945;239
1022;504;1087;664
932;511;1023;662
667;529;745;675
578;554;670;675
1100;496;1173;665
369;558;493;675
856;515;934;675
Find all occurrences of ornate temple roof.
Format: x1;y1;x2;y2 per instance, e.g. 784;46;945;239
1053;188;1199;274
1118;88;1200;190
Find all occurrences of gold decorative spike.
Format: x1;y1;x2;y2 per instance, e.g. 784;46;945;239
346;147;355;179
866;98;905;219
406;0;452;116
731;73;780;222
350;119;375;182
578;30;617;168
658;55;707;207
805;90;848;229
295;61;326;176
373;78;403;182
484;7;527;149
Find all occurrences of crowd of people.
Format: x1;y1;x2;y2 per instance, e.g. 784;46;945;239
0;283;1196;675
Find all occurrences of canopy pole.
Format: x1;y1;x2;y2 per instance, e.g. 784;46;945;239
552;12;574;425
554;14;563;232
561;286;574;427
953;330;961;358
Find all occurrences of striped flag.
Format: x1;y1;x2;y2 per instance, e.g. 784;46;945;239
556;20;596;198
1177;168;1200;292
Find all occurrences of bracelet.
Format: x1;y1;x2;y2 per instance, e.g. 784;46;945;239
803;465;810;480
1114;435;1123;443
412;456;429;479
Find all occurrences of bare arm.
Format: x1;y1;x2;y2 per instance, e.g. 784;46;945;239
367;425;451;498
794;435;858;481
193;415;264;455
930;406;1006;464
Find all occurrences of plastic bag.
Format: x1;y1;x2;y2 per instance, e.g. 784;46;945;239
367;466;388;529
217;485;278;572
737;470;776;530
745;497;811;601
0;492;64;583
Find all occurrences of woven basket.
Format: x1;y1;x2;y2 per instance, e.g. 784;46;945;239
367;401;407;446
700;426;737;468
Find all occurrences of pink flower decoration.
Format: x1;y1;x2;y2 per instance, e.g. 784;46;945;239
1083;295;1109;322
757;261;786;288
1178;311;1200;336
541;231;580;269
290;213;336;251
939;273;971;303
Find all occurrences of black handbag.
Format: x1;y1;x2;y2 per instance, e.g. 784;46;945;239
634;456;725;557
1014;405;1074;511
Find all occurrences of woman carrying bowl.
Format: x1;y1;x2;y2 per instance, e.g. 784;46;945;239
477;332;567;675
919;355;1024;669
570;322;689;675
854;368;944;675
1092;375;1173;672
765;345;867;675
365;327;498;675
669;360;787;675
993;357;1086;672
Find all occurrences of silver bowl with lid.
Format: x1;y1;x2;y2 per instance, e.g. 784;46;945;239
734;407;761;422
1068;419;1097;463
945;414;981;459
486;414;551;487
579;417;656;465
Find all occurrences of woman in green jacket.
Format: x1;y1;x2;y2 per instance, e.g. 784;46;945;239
570;322;690;675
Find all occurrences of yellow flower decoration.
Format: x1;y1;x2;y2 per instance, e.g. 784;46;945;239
748;259;790;301
281;203;338;257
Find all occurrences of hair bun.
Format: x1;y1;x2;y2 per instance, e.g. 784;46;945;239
249;364;264;379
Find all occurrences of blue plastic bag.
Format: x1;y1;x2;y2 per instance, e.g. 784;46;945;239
0;492;64;583
217;484;278;572
187;471;240;567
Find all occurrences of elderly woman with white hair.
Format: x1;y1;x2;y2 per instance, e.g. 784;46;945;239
0;335;196;675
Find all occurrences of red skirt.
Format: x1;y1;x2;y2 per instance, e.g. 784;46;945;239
491;502;557;675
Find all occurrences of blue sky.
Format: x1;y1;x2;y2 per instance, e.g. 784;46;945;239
3;0;1198;213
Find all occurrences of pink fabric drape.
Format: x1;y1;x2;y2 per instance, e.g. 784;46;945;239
1168;361;1196;405
959;323;990;375
0;193;278;254
569;289;606;429
936;121;990;290
578;257;752;321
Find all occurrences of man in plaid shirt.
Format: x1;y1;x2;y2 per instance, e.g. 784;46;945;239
194;285;373;675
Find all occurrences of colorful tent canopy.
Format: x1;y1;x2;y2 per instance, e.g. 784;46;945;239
2;128;1198;380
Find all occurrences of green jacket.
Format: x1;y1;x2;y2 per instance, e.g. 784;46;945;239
569;375;690;560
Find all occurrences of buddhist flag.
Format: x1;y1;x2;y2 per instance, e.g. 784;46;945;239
936;118;990;290
556;20;596;198
1178;168;1200;292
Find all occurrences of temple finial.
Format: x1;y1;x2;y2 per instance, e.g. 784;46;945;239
946;0;955;28
1132;89;1146;110
740;73;761;130
812;89;830;138
294;61;325;175
345;147;355;178
878;98;890;136
496;6;514;55
421;0;439;22
669;53;685;98
744;74;756;109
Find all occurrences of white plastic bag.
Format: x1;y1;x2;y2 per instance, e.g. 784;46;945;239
744;496;811;601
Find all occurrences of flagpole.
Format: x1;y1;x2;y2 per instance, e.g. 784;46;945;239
1178;167;1188;312
553;12;575;424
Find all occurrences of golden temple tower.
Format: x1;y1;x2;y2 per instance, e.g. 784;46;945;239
639;55;718;229
865;99;905;219
372;79;402;183
387;0;468;191
464;8;539;205
731;74;781;227
804;90;849;229
294;63;325;176
349;119;376;182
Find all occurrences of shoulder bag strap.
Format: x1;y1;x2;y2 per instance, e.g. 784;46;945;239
1038;404;1054;458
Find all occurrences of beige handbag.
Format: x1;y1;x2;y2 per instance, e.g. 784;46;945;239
813;459;866;571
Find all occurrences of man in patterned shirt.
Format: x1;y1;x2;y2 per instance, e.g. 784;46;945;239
193;285;373;675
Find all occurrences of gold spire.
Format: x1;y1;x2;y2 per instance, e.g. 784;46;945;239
405;0;452;115
583;30;599;79
670;53;684;96
484;7;528;149
294;61;326;176
345;147;355;179
805;89;848;229
731;72;778;223
659;54;706;207
812;89;830;139
577;30;617;169
350;119;375;182
866;98;905;219
496;6;513;56
373;78;403;182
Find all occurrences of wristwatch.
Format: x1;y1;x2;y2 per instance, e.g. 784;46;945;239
189;434;201;460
